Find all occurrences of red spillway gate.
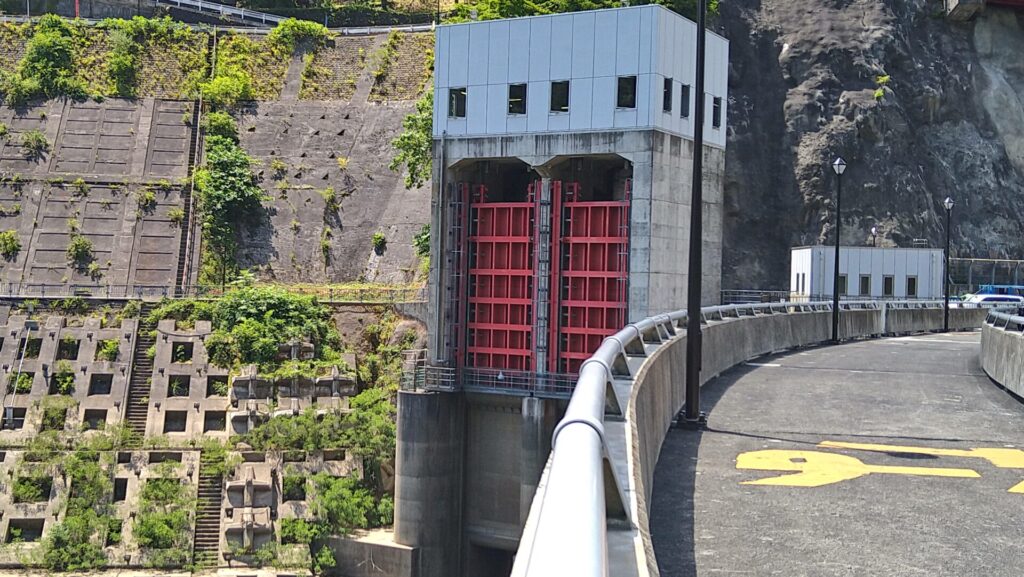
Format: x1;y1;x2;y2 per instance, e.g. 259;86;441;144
454;180;630;376
549;182;630;374
464;184;536;371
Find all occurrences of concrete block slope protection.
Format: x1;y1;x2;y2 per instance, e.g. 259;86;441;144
511;300;989;577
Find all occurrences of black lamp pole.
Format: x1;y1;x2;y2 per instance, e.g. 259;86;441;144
831;157;846;343
943;197;954;331
683;0;707;426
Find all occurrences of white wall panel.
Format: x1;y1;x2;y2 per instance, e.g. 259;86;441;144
448;26;470;87
468;24;490;86
592;76;615;129
569;77;593;131
486;84;507;133
571;12;595;78
486;21;509;85
593;10;617;78
529;18;552;82
527;81;548;132
615;8;641;76
550;15;573;80
466;85;487;134
508;19;531;83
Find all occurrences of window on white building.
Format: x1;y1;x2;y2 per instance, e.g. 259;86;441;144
906;276;918;298
448;88;467;118
859;275;871;296
883;275;895;297
663;78;673;113
838;274;848;296
508;84;527;115
680;84;690;118
550;81;569;113
617;76;637;109
712;96;722;128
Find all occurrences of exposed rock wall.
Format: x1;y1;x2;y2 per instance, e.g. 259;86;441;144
721;0;1024;289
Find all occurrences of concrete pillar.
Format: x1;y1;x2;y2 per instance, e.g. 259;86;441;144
520;396;553;524
395;390;465;577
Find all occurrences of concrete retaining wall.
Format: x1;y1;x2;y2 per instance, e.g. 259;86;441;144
981;321;1024;398
619;305;986;577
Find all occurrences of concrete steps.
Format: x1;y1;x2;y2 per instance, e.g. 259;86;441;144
124;303;157;444
191;454;225;564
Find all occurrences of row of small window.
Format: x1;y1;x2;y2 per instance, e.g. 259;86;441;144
448;76;723;128
795;274;919;297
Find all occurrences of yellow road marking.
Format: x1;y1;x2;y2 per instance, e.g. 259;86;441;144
818;441;1024;469
737;449;980;488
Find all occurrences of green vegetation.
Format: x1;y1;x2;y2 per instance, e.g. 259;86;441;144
0;230;21;260
96;339;119;361
20;128;49;160
72;177;89;197
134;477;193;567
372;231;387;253
194;135;265;286
266;17;332;51
66;234;94;267
413;223;429;258
202;110;238;140
371;30;401;82
1;15;87;105
320;186;339;211
203;18;330;106
148;285;342;370
12;475;51;502
168;206;185;226
99;16;198;96
8;372;32;394
136;188;157;216
390;88;432;189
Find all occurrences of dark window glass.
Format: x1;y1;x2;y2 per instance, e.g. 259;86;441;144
448;88;467;118
712;96;722;128
550;81;569;113
680;84;691;118
883;275;895;297
838;275;848;296
663;78;673;112
508;83;527;115
859;275;871;296
907;277;918;298
617;76;637;109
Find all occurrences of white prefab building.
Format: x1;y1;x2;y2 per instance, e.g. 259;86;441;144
790;246;945;300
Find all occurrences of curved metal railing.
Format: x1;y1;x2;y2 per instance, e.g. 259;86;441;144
513;299;980;577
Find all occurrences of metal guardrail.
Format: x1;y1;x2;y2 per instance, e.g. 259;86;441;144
984;307;1024;330
154;0;284;25
511;299;978;577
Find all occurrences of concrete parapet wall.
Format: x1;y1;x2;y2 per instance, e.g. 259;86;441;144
611;305;984;577
981;321;1024;398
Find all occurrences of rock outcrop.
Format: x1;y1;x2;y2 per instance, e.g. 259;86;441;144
720;0;1024;289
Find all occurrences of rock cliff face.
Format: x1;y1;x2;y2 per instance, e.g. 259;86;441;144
720;0;1024;289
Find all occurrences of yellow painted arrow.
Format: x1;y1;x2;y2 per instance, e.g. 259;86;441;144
818;440;1024;494
737;449;980;488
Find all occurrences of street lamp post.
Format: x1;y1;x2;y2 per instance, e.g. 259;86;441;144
682;0;708;427
943;197;954;331
870;226;877;247
831;157;846;343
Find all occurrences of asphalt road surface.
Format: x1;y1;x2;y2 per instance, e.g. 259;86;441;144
650;331;1024;577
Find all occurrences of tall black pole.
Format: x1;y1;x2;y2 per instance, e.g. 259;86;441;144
944;205;951;331
683;0;707;425
831;172;842;343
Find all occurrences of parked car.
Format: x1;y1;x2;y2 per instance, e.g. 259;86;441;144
958;294;1024;306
